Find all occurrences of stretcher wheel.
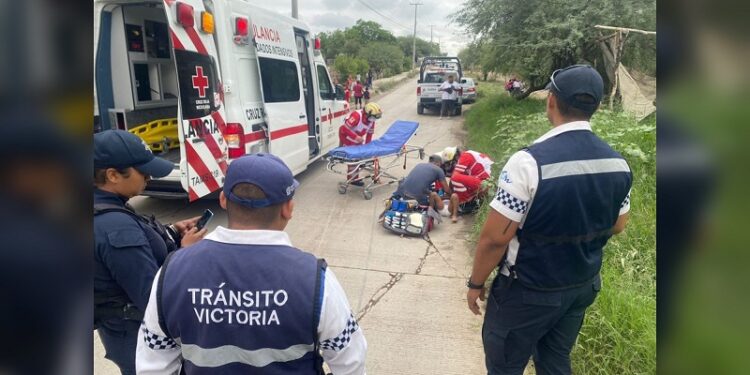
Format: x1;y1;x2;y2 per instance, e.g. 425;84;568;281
338;183;348;195
363;190;373;200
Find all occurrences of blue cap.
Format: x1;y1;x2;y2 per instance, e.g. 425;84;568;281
223;153;300;208
546;64;604;112
94;130;173;178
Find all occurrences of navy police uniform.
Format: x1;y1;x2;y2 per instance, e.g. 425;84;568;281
480;66;632;374
94;130;177;375
136;154;367;374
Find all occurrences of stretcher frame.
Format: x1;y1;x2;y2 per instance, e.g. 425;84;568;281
325;144;425;200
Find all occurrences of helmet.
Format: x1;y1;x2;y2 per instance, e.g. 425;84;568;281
440;146;458;162
364;102;382;119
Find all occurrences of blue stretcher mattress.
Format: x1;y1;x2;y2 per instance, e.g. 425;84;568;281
328;120;419;161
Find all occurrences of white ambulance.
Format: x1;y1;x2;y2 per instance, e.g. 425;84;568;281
94;0;351;200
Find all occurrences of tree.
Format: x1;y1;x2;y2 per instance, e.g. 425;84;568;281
453;0;656;99
333;54;370;80
359;42;406;77
348;20;397;45
397;36;440;61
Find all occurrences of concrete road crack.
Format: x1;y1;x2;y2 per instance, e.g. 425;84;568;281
356;272;404;321
422;234;464;278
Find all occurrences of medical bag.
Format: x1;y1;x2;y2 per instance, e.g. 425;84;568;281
382;198;433;236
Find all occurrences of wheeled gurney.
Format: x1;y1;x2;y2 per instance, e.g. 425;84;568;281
325;120;424;200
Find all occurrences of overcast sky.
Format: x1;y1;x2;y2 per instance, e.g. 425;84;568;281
245;0;470;56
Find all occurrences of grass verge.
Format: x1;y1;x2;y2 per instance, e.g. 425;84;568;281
464;82;656;375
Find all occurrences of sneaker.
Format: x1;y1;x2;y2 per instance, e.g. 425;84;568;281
350;180;365;187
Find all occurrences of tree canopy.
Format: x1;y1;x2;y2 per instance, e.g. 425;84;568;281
318;19;441;80
454;0;656;96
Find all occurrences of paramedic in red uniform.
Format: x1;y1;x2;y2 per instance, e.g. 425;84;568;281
439;147;494;222
338;102;383;185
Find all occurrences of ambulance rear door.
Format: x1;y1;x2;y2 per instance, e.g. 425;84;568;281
164;0;229;201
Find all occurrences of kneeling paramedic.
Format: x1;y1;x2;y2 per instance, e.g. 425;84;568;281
339;102;382;186
94;130;206;375
466;65;632;375
436;147;494;222
136;153;367;374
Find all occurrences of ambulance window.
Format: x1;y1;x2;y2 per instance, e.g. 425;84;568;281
316;65;333;99
174;49;218;120
258;57;301;103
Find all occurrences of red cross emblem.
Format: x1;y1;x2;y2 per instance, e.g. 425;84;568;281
192;66;209;98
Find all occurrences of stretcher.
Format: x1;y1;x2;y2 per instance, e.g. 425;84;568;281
325;120;425;200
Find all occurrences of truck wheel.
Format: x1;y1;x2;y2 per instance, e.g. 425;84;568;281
417;104;424;115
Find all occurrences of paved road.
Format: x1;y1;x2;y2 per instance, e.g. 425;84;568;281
95;79;487;374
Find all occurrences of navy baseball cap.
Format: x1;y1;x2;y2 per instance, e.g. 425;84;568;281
546;64;604;112
223;153;300;208
93;130;173;178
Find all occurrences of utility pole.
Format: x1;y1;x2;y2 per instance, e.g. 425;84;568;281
291;0;298;19
429;24;435;43
410;1;422;68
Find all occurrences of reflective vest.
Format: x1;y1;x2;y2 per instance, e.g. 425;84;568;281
513;130;632;290
157;240;326;374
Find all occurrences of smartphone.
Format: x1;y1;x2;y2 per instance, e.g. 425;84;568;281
195;209;214;231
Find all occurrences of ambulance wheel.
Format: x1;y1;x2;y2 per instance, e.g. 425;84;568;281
363;190;373;200
338;183;348;195
417;104;424;115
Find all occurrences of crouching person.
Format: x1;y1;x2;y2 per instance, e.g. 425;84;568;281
136;153;367;374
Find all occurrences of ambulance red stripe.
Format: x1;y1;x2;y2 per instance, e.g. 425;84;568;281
270;124;308;140
188;188;199;201
184;26;208;55
185;141;221;197
245;131;266;142
193;118;228;175
170;30;185;50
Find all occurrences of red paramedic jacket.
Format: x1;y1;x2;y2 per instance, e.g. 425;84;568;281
339;110;375;146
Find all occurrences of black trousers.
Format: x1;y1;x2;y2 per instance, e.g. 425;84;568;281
482;274;601;375
440;99;456;116
98;325;138;375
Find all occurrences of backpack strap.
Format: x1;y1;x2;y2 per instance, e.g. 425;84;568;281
156;250;178;339
312;258;328;374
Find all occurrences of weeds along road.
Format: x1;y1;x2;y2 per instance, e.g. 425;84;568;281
95;79;487;374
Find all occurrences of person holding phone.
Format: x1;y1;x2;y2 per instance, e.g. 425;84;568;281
137;153;367;374
94;130;207;375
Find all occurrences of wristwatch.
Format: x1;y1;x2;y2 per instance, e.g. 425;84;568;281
466;278;484;290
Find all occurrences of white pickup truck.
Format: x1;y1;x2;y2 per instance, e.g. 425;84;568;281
416;57;463;115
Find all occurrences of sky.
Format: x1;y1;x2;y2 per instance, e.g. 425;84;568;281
245;0;470;56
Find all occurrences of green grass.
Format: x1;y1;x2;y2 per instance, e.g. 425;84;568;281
464;82;656;374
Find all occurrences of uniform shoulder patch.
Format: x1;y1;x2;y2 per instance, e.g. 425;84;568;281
107;229;149;249
500;170;512;184
345;112;360;126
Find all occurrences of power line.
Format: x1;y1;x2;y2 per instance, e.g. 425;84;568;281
354;0;429;40
355;0;411;32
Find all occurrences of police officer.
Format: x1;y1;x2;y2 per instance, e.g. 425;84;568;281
466;65;632;375
94;130;206;375
136;153;367;374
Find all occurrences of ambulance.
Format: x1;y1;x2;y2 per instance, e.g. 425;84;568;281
94;0;351;200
